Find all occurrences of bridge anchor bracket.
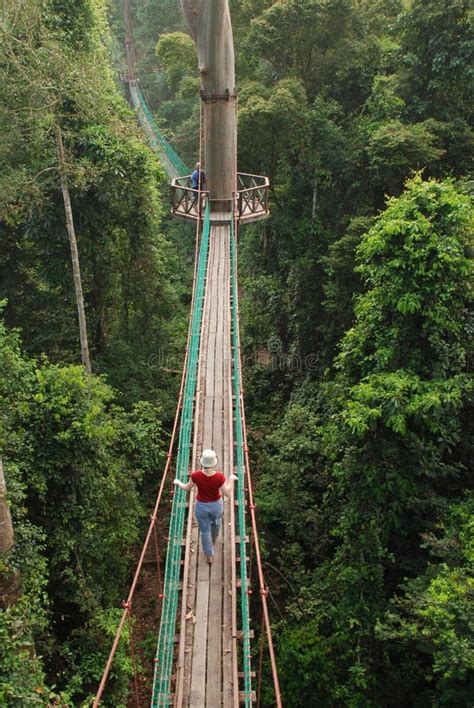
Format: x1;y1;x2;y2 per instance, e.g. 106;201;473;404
200;88;237;103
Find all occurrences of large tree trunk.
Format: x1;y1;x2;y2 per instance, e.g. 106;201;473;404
55;123;92;374
181;0;237;212
0;457;20;609
0;458;13;554
123;0;136;81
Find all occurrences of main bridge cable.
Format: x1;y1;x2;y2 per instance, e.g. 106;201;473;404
93;112;206;708
151;205;210;706
231;195;283;707
231;218;253;707
228;92;253;707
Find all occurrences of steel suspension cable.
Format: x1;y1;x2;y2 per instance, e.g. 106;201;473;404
151;203;211;706
230;216;253;706
93;128;206;708
230;93;253;706
231;209;283;708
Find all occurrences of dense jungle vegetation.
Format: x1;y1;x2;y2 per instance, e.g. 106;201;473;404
1;0;473;705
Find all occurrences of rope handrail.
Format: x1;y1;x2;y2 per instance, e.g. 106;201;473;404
151;203;211;706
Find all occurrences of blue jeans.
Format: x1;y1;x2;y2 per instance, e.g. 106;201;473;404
195;499;224;557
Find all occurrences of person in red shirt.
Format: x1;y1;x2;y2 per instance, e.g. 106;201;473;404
174;449;237;564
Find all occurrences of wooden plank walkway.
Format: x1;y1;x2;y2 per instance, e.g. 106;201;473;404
175;221;240;707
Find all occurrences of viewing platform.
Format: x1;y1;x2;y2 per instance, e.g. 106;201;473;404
171;172;269;224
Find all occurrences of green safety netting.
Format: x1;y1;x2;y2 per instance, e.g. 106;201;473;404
151;203;211;707
230;218;253;707
132;82;189;177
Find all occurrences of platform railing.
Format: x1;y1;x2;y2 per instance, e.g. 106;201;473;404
236;172;269;223
171;175;209;220
171;172;269;223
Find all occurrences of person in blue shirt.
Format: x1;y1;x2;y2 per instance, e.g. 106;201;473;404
191;162;206;191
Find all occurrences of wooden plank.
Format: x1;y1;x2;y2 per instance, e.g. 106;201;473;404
202;394;214;450
222;494;234;708
178;219;214;705
214;228;224;339
227;226;240;708
207;239;220;335
205;353;217;400
206;227;226;705
179;223;242;707
213;343;224;400
206;531;224;706
212;406;223;466
189;562;210;706
175;487;197;705
190;224;221;707
222;224;236;708
179;238;210;701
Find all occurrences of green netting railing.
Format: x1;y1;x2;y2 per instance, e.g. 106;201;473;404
151;203;210;707
230;218;253;707
132;82;189;177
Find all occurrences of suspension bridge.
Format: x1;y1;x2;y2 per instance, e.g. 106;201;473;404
93;2;280;704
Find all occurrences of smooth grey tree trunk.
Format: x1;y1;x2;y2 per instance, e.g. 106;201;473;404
181;0;237;211
55;124;92;374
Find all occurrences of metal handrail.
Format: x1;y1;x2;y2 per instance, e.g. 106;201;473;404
151;203;211;706
171;173;269;222
171;176;209;220
236;174;269;221
230;218;253;705
237;171;270;182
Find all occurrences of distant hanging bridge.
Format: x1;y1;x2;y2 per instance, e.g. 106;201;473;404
130;81;189;178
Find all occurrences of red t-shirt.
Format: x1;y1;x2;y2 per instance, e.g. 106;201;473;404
191;470;226;502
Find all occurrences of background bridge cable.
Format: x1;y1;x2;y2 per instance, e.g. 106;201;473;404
129;81;189;178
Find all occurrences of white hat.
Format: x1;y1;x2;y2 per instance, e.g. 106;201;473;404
200;449;217;468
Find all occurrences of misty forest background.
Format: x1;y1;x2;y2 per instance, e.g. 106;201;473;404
0;0;472;705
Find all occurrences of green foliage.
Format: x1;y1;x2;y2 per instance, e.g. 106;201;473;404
246;0;365;102
238;78;310;185
24;363;143;611
0;309;163;700
47;0;96;50
378;498;474;705
61;607;134;705
339;177;472;380
0;0;190;407
311;179;472;702
255;177;472;704
367;120;444;192
0;528;51;704
1;0;473;703
398;0;474;123
128;0;186;103
277;619;337;707
156;31;196;90
0;320;49;702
